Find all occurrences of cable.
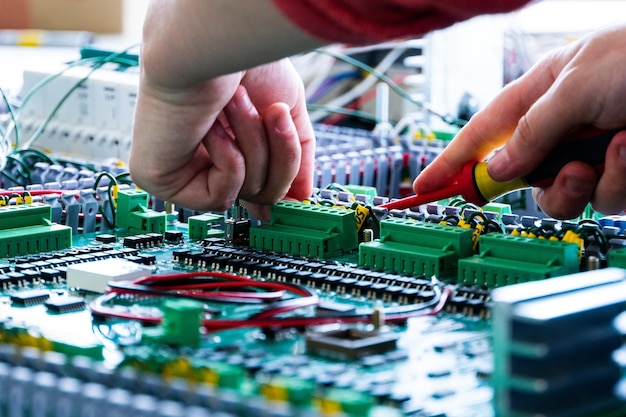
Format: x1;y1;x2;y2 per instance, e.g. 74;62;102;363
306;104;379;124
0;87;18;170
314;48;467;127
16;44;140;150
89;271;453;332
308;47;407;123
307;70;361;103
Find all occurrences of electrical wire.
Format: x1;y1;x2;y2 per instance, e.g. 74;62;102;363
0;87;18;170
306;104;379;124
15;44;140;150
307;70;361;103
308;47;407;123
314;48;467;127
89;270;453;332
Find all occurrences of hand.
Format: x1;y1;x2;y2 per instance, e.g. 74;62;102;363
413;24;626;219
129;59;315;221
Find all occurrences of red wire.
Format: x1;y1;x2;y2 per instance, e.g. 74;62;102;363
137;281;289;301
0;190;64;196
89;284;453;332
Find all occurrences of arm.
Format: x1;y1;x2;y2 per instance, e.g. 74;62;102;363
130;0;324;219
414;24;626;219
131;0;531;219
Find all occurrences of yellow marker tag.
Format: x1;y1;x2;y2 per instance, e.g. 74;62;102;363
353;204;370;231
471;223;484;251
18;30;44;47
25;196;33;205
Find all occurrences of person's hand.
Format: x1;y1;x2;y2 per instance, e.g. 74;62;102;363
413;24;626;219
129;59;315;221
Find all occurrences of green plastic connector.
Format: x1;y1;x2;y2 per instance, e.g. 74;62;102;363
344;185;378;200
608;248;626;269
249;201;358;258
188;213;224;240
115;189;166;234
482;202;512;219
458;234;580;287
142;299;202;348
261;377;315;407
321;389;374;417
194;361;245;390
359;218;474;278
0;203;71;257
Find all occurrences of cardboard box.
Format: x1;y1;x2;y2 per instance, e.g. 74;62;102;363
0;0;122;33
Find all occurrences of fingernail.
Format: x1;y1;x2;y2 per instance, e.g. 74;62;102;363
564;176;594;197
232;88;252;110
275;112;293;134
213;122;228;139
488;150;510;179
620;145;626;163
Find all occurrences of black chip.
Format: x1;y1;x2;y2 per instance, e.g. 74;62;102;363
10;290;50;306
45;297;86;313
40;268;63;283
164;230;183;243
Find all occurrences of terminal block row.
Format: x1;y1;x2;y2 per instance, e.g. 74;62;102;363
0;203;71;258
249;201;358;259
252;203;583;287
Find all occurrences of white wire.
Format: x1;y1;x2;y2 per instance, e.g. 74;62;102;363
340;38;425;56
308;46;407;123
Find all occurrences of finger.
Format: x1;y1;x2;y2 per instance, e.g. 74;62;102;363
488;50;599;182
251;102;302;205
592;130;626;214
285;88;315;201
414;45;578;195
532;161;597;220
167;122;245;212
224;86;269;197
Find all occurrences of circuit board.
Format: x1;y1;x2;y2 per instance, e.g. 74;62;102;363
1;54;626;415
0;177;624;417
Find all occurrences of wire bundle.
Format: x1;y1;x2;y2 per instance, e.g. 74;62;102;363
90;271;452;332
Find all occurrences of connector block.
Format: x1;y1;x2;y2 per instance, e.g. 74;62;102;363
142;299;203;348
115;189;166;234
0;203;71;257
458;233;579;287
607;247;626;269
249;201;358;258
188;213;224;240
359;218;473;278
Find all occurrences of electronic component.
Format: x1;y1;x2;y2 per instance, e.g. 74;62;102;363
305;327;399;360
66;258;152;293
10;289;50;306
44;296;86;313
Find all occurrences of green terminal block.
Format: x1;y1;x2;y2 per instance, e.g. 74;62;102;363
142;299;203;348
482;202;512;220
188;213;225;240
344;185;378;201
608;247;626;269
458;233;580;287
321;389;375;417
359;218;474;278
261;377;315;407
249;201;358;258
0;203;71;258
115;189;166;234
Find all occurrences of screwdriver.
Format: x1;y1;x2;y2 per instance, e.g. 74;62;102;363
378;127;622;211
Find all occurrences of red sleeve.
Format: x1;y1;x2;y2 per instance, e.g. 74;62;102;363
271;0;530;44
